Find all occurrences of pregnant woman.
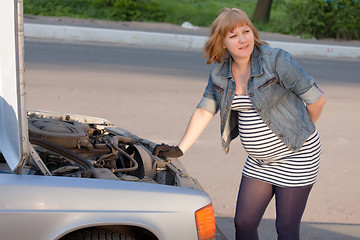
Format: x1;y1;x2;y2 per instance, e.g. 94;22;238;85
153;8;325;240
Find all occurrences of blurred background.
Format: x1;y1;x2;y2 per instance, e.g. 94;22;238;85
23;0;359;40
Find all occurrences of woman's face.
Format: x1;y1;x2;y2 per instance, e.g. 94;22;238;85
223;25;254;61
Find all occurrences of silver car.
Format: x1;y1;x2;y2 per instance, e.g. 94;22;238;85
0;1;215;240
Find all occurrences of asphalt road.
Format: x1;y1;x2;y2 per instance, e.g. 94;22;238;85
24;39;360;240
25;39;360;85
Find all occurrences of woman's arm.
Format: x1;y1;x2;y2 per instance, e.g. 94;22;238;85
306;95;325;124
178;108;214;153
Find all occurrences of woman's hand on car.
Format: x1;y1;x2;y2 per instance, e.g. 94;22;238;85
153;144;183;158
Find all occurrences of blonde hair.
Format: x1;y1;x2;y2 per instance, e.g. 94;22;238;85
204;8;268;64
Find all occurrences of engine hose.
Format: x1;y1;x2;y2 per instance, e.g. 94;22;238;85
29;136;94;171
110;135;137;146
110;136;138;173
96;152;116;164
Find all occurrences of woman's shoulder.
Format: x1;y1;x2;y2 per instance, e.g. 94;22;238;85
209;60;231;78
258;44;283;56
258;44;294;66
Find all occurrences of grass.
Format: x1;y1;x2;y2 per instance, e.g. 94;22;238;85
23;0;291;35
150;0;256;26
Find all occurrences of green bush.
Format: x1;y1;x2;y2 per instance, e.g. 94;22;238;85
23;0;255;26
24;0;165;22
23;0;359;40
24;0;92;18
149;0;255;27
285;0;360;40
331;0;360;39
91;0;165;21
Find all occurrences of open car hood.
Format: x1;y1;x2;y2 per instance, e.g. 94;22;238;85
0;2;204;192
0;68;22;171
0;1;28;171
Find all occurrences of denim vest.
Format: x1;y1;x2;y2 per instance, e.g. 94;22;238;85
197;44;324;153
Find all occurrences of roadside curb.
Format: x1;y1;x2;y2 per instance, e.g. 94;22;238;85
24;23;360;60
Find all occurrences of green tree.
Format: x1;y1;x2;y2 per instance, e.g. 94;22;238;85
252;0;273;22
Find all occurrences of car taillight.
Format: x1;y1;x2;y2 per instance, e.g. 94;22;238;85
195;203;216;240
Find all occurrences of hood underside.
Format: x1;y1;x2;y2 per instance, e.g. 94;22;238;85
0;0;24;171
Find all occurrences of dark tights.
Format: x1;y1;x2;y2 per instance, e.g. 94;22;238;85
234;176;312;240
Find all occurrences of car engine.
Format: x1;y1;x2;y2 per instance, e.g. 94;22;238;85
24;111;199;189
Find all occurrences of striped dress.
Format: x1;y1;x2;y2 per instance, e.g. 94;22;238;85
231;95;321;188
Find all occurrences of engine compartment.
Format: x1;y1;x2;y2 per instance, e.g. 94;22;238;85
16;111;199;189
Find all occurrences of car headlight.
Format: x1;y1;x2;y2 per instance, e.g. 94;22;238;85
195;203;216;240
